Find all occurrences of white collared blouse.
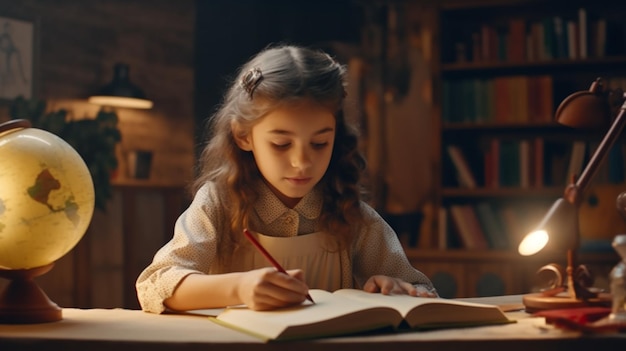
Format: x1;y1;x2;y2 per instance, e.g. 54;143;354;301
136;181;435;313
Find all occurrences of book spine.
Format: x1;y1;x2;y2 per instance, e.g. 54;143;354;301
474;202;509;250
447;145;478;188
594;18;607;58
508;18;526;62
498;140;520;187
460;205;490;250
567;20;579;59
438;207;448;250
449;205;488;250
579;8;588;59
519;139;531;189
533;137;545;188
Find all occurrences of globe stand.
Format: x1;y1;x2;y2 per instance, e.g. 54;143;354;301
0;263;62;323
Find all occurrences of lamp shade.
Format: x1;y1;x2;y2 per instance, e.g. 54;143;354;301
89;63;153;109
518;198;578;256
555;79;611;130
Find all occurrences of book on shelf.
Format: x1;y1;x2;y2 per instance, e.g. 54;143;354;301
484;138;500;188
507;18;526;62
451;7;611;64
474;202;509;250
498;140;521;187
449;205;489;250
541;17;555;60
519;139;531;188
446;145;477;188
553;16;567;59
592;17;607;58
566;19;579;59
578;7;588;59
483;137;574;189
188;289;512;341
528;75;554;123
510;76;530;123
438;206;449;250
533;137;545;188
444;76;553;125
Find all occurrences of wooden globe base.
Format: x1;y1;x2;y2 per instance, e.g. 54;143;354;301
0;263;62;324
523;292;613;313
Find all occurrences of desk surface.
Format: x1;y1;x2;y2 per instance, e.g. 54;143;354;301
0;295;624;351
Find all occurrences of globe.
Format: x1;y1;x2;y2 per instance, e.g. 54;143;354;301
0;120;95;270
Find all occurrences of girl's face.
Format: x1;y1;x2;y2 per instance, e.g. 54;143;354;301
236;99;336;208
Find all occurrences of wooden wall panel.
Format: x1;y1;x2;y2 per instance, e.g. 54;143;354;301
0;0;195;309
0;0;196;185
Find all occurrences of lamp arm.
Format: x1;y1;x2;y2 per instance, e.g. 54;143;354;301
572;99;626;204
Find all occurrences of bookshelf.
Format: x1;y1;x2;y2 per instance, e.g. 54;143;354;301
388;0;626;297
435;0;626;249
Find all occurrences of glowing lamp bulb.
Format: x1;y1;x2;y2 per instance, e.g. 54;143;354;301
518;230;549;256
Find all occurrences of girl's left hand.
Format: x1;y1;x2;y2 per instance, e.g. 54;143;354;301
363;275;437;297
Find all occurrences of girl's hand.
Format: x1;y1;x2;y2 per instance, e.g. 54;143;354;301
363;275;437;297
236;267;310;310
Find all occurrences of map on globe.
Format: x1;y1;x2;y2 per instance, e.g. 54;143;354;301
27;168;80;226
0;126;95;270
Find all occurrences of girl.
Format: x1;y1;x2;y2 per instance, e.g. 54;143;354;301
136;44;436;313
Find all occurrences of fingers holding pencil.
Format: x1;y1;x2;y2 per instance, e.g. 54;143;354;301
243;229;315;305
236;267;311;311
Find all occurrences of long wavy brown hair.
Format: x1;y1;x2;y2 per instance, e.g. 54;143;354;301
193;44;367;264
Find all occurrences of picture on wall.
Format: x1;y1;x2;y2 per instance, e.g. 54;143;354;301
0;15;34;101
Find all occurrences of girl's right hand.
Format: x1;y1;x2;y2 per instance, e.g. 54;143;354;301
236;267;309;310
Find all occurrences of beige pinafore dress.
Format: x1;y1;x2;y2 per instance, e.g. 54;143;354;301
229;231;354;291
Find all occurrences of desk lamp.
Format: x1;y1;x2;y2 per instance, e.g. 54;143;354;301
88;63;153;109
519;78;625;311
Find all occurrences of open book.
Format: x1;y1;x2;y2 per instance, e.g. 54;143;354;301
188;289;513;341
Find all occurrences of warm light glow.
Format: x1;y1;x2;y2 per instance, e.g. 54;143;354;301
518;230;549;256
89;96;153;109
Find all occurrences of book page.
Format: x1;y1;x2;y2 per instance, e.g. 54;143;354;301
333;289;443;316
332;289;510;328
182;307;226;317
214;289;402;340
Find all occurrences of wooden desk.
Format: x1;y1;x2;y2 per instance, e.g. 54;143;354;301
0;296;624;351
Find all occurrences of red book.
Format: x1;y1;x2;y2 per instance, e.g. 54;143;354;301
537;75;554;123
533;307;625;333
508;18;526;62
449;205;489;250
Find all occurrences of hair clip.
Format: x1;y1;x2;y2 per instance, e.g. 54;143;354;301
241;67;263;99
324;54;347;99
